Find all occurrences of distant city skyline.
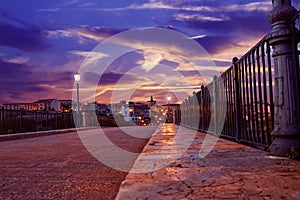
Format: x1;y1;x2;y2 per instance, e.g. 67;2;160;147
1;96;163;107
1;0;299;105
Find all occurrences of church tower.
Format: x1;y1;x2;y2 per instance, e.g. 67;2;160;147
147;96;156;107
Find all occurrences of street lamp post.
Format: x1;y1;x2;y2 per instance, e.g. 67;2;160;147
74;72;81;114
167;95;171;123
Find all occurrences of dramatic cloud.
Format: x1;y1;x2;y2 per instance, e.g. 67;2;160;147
69;50;108;65
48;26;125;43
0;60;74;103
3;55;29;64
93;0;271;13
0;23;49;51
174;13;230;22
95;1;215;12
222;1;271;12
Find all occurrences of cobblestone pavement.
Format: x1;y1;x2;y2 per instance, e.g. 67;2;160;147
116;124;300;200
0;126;156;200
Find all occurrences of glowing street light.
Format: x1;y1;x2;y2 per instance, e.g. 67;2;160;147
167;96;171;102
74;72;81;82
74;72;80;114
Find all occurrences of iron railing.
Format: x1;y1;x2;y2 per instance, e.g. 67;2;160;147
0;108;75;134
233;37;274;147
178;34;275;148
0;108;127;134
178;10;300;149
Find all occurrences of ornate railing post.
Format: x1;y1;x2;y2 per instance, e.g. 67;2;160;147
268;0;300;155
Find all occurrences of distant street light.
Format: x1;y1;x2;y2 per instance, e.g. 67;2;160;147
167;96;171;102
74;72;80;114
167;95;171;123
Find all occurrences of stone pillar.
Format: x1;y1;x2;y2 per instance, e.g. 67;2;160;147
268;0;300;156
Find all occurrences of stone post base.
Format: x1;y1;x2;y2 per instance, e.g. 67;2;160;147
269;136;300;158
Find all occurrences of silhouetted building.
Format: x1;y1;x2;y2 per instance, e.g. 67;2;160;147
59;100;72;112
3;102;37;110
147;96;156;107
34;99;59;111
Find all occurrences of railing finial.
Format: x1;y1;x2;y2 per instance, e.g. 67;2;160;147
232;57;239;64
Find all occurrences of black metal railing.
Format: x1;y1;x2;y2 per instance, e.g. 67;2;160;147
233;37;274;147
0;108;75;134
178;8;300;148
0;108;126;135
178;34;275;148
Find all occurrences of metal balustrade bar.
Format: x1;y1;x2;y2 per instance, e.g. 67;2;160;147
177;34;276;148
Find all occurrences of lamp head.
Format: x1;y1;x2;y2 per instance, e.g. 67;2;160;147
74;72;80;82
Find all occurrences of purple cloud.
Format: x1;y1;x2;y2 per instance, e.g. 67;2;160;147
0;16;50;51
0;60;74;103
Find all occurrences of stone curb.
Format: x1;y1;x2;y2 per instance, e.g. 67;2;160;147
116;124;300;199
0;127;97;142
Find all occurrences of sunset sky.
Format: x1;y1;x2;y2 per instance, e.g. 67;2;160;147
1;0;299;105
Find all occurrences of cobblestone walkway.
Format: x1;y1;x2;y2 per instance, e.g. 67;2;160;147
116;124;300;200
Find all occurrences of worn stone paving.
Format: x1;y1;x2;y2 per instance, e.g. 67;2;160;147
116;124;300;200
0;126;156;200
